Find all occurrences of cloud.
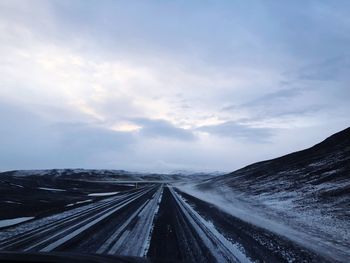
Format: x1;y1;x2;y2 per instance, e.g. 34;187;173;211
198;122;273;143
0;101;135;169
53;123;134;153
243;88;301;106
0;1;350;172
133;118;195;141
220;86;327;130
295;56;350;81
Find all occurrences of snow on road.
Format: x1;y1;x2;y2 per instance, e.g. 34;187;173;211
3;201;22;204
97;201;148;254
169;187;251;263
36;189;153;252
176;183;350;263
9;183;24;188
0;217;34;229
143;185;163;256
3;183;345;262
0;189;139;243
88;192;119;196
65;199;93;207
99;185;164;257
38;187;66;192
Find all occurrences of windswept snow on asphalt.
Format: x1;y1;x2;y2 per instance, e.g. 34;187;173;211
170;187;251;263
176;183;350;262
38;187;66;192
38;190;150;252
97;202;148;255
9;183;24;188
3;201;22;205
0;187;155;253
0;194;125;242
141;186;163;256
65;199;93;207
0;217;34;229
88;192;119;196
99;186;164;257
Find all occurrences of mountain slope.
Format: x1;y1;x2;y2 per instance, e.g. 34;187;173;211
176;127;350;260
200;127;350;218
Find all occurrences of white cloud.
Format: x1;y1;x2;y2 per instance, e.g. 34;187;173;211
0;1;349;172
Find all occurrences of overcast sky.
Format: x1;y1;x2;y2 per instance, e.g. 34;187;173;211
0;0;349;172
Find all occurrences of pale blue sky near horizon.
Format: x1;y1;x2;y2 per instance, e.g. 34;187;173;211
0;0;349;172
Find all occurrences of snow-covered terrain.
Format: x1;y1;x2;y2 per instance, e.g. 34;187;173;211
176;127;350;262
1;168;213;182
0;128;349;262
0;168;207;222
0;183;343;262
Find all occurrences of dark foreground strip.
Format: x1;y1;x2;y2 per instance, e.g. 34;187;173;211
0;251;153;263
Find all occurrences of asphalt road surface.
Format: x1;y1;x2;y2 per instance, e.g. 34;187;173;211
0;184;339;263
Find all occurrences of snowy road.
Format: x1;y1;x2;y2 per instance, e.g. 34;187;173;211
0;184;340;262
148;187;336;263
0;185;159;256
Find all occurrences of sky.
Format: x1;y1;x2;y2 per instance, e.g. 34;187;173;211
0;0;349;173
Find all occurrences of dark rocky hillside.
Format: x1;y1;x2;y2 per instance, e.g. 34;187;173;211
169;127;350;261
200;127;350;219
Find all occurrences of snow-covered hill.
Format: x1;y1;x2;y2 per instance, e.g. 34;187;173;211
199;127;350;217
178;127;350;260
0;168;214;182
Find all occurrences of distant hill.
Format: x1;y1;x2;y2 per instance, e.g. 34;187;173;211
0;168;213;182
